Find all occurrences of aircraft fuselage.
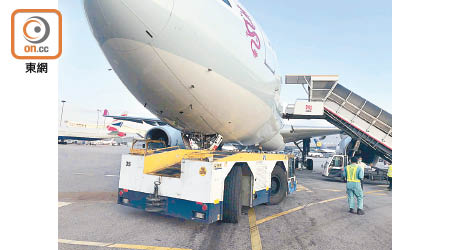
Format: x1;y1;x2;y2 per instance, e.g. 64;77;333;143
85;0;285;150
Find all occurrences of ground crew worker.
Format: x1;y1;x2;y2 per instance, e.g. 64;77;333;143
357;156;367;169
387;164;392;191
356;156;366;190
343;156;365;215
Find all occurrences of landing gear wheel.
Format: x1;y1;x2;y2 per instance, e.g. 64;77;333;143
269;165;287;205
223;166;242;223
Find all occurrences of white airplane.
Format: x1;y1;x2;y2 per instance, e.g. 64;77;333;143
84;0;340;151
58;117;128;143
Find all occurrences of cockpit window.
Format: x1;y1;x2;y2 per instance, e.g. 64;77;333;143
222;0;232;7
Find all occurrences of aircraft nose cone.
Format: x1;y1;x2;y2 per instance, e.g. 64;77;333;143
84;0;173;46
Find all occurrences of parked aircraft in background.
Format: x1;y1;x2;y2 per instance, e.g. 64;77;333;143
84;0;340;151
58;131;115;143
58;111;130;143
313;135;340;154
102;110;152;137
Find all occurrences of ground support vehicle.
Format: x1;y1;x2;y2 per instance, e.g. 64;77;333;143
322;154;388;182
284;75;392;164
117;139;297;223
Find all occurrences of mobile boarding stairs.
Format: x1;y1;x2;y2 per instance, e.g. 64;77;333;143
283;75;392;163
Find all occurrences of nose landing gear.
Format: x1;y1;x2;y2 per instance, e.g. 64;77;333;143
182;133;223;150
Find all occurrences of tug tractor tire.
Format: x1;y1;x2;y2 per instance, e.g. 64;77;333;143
306;159;313;170
223;166;242;223
269;165;287;205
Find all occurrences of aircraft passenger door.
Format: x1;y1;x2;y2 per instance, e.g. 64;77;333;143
261;32;277;74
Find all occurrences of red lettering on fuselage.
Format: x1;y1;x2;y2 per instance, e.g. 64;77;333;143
237;5;261;58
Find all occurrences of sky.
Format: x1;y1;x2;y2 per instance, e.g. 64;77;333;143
58;0;391;124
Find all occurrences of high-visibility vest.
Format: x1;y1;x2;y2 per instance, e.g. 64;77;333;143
387;165;392;177
346;164;360;182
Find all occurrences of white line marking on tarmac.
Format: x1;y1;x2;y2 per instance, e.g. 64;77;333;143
74;173;118;177
58;202;72;208
74;173;94;176
59;239;110;247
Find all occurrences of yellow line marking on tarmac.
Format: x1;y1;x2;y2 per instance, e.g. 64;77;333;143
315;195;347;204
256;205;307;225
296;184;313;192
58;239;191;250
58;202;72;208
248;208;262;250
256;190;385;225
316;189;343;192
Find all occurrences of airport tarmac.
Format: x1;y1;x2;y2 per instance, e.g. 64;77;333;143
59;145;392;250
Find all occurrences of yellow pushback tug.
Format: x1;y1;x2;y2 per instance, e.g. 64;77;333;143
117;139;297;223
